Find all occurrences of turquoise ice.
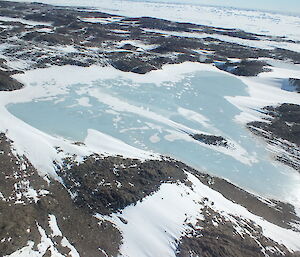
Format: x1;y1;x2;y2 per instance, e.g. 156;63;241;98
7;71;300;203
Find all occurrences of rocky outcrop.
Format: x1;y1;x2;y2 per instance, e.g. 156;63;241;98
216;60;271;76
2;132;300;256
0;0;299;92
247;103;300;171
289;78;300;93
191;133;229;147
0;134;121;257
56;156;187;215
176;205;300;257
0;70;24;91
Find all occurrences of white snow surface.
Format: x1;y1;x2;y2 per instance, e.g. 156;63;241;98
0;16;52;26
80;16;122;24
117;40;158;51
227;64;300;124
85;129;160;160
48;214;62;237
77;96;92;107
101;172;300;257
143;28;300;53
177;106;211;129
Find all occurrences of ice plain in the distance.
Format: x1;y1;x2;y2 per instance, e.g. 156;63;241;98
12;0;300;41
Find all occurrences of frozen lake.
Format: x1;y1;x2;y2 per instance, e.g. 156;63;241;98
7;69;300;205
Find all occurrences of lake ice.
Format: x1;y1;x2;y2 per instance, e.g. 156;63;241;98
7;70;300;206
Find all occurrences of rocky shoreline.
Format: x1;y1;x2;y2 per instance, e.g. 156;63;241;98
247;104;300;172
0;70;24;91
176;205;299;257
1;133;300;256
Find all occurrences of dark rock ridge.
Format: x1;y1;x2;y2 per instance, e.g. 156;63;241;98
176;205;300;257
0;1;300;90
56;155;187;215
0;133;122;257
176;170;300;257
289;78;300;93
191;133;229;148
247;103;300;172
196;172;300;230
1;132;300;256
216;60;272;76
0;70;24;91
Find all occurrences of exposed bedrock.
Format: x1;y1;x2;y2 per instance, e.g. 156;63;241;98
56;156;187;215
2;132;300;256
0;1;300;90
190;133;229;148
288;78;300;93
216;60;272;76
247;103;300;172
0;70;24;91
176;205;300;257
0;134;121;257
